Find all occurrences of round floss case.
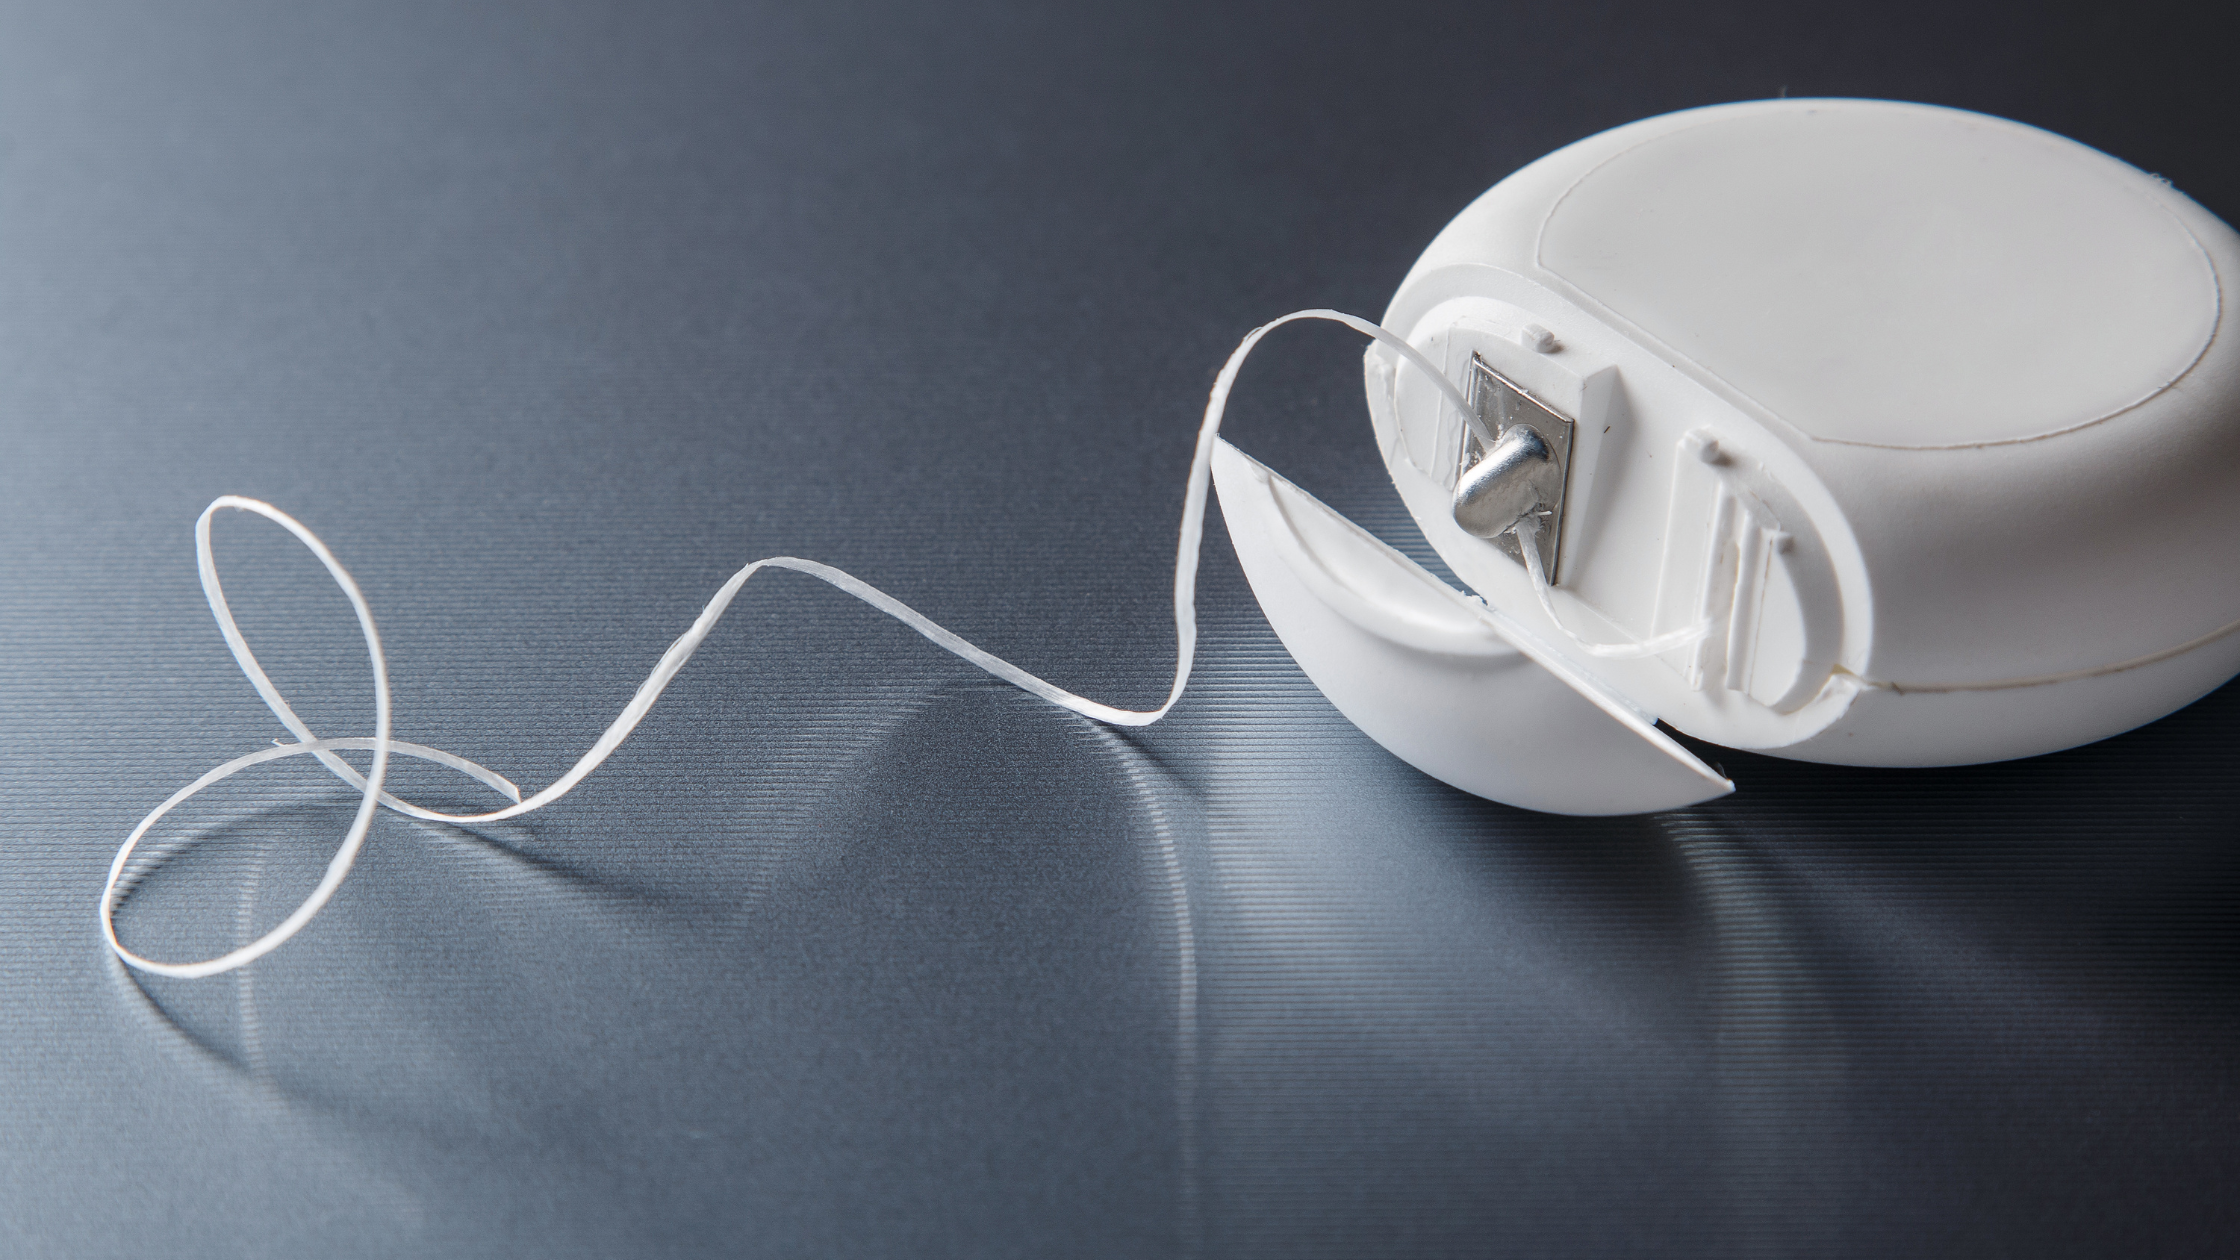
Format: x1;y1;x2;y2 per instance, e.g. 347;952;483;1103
1211;98;2240;814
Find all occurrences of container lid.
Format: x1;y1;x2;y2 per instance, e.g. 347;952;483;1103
1538;100;2217;449
1212;438;1732;815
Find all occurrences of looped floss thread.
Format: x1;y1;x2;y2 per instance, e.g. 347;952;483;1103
103;308;1711;978
102;310;1480;978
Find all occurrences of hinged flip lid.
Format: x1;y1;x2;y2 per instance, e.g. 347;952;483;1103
1211;438;1731;815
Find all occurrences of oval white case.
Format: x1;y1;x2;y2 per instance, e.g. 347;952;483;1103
1215;99;2240;813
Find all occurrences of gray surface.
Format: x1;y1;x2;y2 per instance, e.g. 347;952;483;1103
3;1;2237;1256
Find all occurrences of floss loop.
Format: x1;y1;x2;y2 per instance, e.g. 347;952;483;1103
103;310;1480;978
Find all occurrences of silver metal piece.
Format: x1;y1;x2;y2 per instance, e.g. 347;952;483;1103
1450;353;1576;580
1453;424;1554;538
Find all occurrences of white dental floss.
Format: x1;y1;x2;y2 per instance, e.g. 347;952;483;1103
103;311;1471;979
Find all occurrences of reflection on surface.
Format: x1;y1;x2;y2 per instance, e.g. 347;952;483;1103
104;684;1199;1258
1659;814;1844;1260
1167;583;1721;1257
765;686;1193;1255
114;801;608;1087
1085;722;1202;1256
80;517;2240;1260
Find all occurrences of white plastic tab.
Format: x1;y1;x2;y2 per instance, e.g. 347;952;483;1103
1211;438;1733;815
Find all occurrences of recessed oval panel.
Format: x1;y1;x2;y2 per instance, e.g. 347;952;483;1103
1538;102;2216;448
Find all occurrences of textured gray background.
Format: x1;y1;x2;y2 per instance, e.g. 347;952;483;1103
3;1;2236;1256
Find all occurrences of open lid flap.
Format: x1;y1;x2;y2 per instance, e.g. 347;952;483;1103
1211;438;1732;816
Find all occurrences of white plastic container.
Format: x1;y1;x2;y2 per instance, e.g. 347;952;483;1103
1213;99;2240;814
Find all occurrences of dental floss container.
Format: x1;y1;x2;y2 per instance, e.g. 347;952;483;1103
1210;98;2240;814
